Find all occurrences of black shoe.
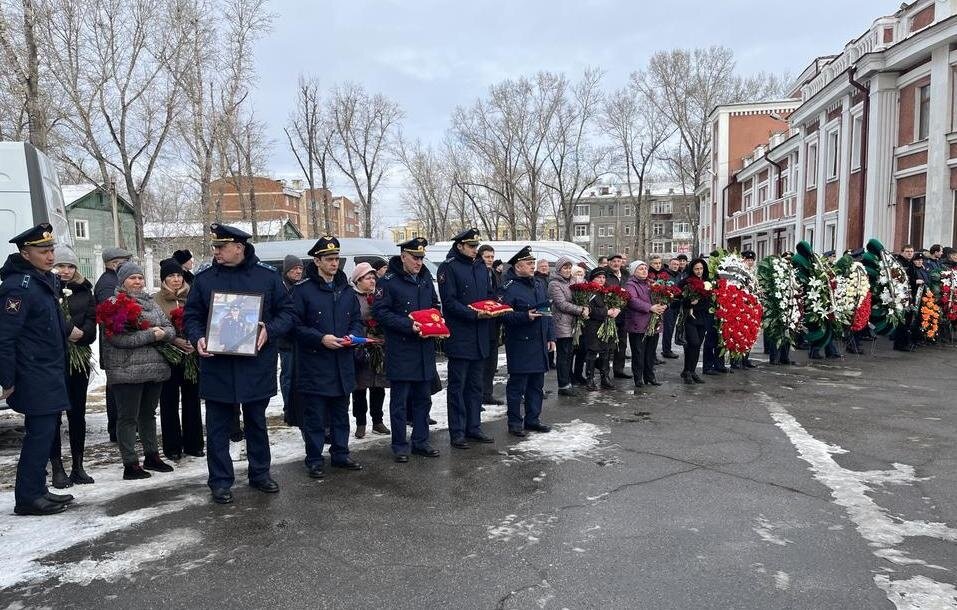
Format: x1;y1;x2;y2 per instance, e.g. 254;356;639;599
613;371;632;379
654;358;666;365
634;381;644;388
681;373;694;385
557;387;578;397
250;478;280;493
450;439;470;449
466;433;495;444
412;447;440;458
743;361;757;369
600;375;615;390
730;363;741;370
44;491;74;504
229;429;245;443
14;497;67;516
645;379;662;386
211;488;233;504
715;367;730;374
331;459;363;471
184;450;205;458
143;453;174;473
371;423;391;435
826;354;842;360
394;454;409;463
123;463;151;480
428;418;437;425
524;423;551;433
662;352;679;359
703;369;720;376
483;397;504;405
306;464;324;479
69;465;95;485
508;429;528;438
691;373;705;384
165;452;183;461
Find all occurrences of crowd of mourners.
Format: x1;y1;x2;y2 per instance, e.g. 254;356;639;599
1;221;954;514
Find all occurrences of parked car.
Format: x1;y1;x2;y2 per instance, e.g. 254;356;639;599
426;239;597;271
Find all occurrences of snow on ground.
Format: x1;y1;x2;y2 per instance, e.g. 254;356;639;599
503;419;609;465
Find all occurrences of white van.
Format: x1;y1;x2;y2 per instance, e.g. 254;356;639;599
252;237;441;281
0;142;73;257
426;240;597;270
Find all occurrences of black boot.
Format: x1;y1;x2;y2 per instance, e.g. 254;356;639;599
600;371;615;389
584;362;597;391
69;452;95;484
143;452;174;473
51;457;73;489
681;371;694;385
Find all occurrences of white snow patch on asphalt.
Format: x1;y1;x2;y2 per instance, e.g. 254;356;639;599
773;571;791;591
761;393;957;608
504;419;608;464
753;515;793;546
873;575;957;610
487;512;557;547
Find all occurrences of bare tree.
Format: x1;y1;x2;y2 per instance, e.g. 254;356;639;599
285;75;334;236
602;79;674;257
328;83;404;238
396;136;464;240
0;0;48;149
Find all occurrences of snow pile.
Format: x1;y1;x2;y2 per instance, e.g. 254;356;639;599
504;419;608;464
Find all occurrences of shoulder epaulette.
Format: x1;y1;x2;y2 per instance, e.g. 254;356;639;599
194;265;211;276
383;272;395;280
502;279;513;290
295;278;311;285
257;262;277;272
20;275;30;290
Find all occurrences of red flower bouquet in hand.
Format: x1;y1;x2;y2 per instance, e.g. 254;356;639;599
599;285;629;344
647;278;681;334
168;306;198;382
96;292;149;337
570;281;602;346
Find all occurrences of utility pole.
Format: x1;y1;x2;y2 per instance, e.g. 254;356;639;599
110;179;121;248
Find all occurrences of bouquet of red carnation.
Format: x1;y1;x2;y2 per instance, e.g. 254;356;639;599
940;271;957;322
850;291;872;332
599;285;629;344
713;279;763;358
362;294;386;373
97;293;182;366
570;281;602;346
646;278;681;335
168;306;198;383
681;277;713;319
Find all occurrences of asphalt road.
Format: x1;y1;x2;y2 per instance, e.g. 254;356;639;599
2;339;956;609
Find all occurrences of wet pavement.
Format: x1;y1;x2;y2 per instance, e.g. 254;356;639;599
1;340;956;608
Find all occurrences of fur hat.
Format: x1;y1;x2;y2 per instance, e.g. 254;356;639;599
160;258;184;282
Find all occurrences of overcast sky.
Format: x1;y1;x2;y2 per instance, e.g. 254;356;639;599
251;0;901;231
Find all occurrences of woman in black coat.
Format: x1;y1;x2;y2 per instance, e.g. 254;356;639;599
678;258;710;385
51;248;97;487
581;268;619;390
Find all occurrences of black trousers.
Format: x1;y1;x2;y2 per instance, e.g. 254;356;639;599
613;323;628;373
572;342;587;381
160;364;204;457
105;385;117;441
51;369;90;462
683;323;705;374
661;305;679;353
555;337;575;388
629;333;659;383
483;330;499;400
352;387;386;426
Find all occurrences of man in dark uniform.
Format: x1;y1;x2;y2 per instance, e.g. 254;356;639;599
173;249;195;285
606;254;632;378
438;228;495;450
217;302;252;352
184;224;295;504
478;244;503;405
94;246;133;443
499;246;555;437
291;236;364;478
371;237;441;462
0;224;76;515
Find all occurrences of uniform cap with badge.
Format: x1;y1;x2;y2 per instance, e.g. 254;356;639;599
308;235;341;257
451;227;481;246
9;223;56;249
398;236;428;258
506;245;536;266
209;223;251;244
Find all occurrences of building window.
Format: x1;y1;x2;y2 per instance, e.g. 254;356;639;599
574;204;589;217
916;84;931;141
908;196;925;249
574;225;588;237
825;223;837;252
804;226;814;246
826;130;840;180
673;222;690;235
600;186;610;196
807;142;818;188
607;204;616;216
757;185;769;204
744;193;753;209
607;226;615;237
851;115;863;170
652;222;664;236
651;241;666;254
73;219;89;240
598;227;606;237
781;170;790;194
652;201;672;214
624;225;632;236
623;205;632;217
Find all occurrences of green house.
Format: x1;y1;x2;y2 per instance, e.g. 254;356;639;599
62;184;137;279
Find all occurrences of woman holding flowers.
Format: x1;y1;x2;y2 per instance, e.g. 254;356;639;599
154;258;204;460
678;258;711;384
101;261;176;480
625;261;668;388
580;268;618;390
49;247;97;488
351;262;390;438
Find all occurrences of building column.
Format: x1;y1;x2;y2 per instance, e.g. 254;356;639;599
794;127;808;242
814;110;829;250
925;46;953;246
836;95;853;253
863;72;900;244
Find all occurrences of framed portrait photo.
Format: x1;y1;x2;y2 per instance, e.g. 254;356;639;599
206;291;265;356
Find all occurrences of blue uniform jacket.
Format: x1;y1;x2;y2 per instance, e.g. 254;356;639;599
437;246;492;361
184;244;296;403
371;256;439;382
292;265;363;397
0;254;70;415
499;268;555;375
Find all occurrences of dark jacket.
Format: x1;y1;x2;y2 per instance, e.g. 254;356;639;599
183;244;296;403
0;254;70;415
276;275;298;351
292;265;363;397
679;261;712;327
94;268;120;304
61;273;97;347
580;288;613;353
354;290;389;390
437;246;492;361
371;256;439;382
499;268;555;374
606;268;628;327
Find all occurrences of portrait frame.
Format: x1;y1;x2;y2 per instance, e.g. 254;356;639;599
206;291;265;357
